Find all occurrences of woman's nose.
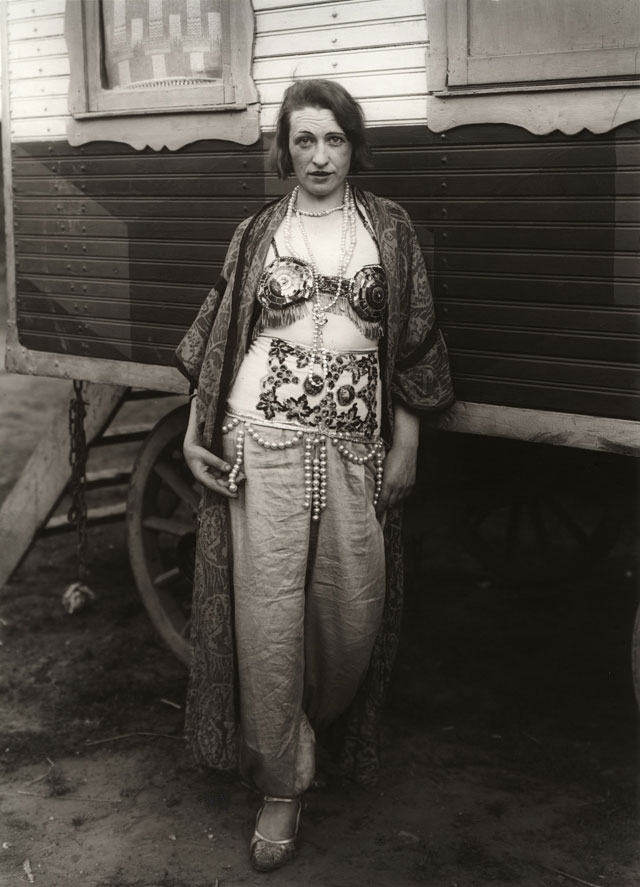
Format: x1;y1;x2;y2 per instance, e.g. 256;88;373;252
312;142;329;166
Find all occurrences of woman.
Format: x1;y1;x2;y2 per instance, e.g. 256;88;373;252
175;79;454;872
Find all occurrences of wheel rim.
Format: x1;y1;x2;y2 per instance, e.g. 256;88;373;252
127;403;197;664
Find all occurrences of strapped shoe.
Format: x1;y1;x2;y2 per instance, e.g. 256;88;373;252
249;796;301;873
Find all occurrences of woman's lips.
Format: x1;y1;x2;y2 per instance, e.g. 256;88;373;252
309;171;332;177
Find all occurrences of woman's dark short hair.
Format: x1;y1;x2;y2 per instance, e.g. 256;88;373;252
271;79;373;179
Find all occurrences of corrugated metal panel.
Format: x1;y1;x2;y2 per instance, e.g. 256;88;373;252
11;121;640;420
7;0;428;142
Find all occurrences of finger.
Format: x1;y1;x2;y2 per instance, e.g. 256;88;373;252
196;448;232;473
193;468;239;497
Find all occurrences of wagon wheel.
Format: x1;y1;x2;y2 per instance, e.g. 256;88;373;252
463;480;620;584
127;403;197;664
633;603;640;712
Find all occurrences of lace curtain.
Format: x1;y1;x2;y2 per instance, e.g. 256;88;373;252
101;0;224;89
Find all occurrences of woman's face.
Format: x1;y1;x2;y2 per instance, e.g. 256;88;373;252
288;106;352;204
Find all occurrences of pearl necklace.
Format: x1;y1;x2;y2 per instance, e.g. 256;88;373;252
283;183;357;395
296;202;345;217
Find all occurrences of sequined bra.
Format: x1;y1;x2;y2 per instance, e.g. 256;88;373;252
255;239;387;341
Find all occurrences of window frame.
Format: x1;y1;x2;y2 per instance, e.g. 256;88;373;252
426;0;640;135
431;0;640;95
65;0;259;149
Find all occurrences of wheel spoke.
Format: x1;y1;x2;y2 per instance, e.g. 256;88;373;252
542;494;590;547
153;566;181;588
143;515;195;536
180;617;192;638
153;460;200;511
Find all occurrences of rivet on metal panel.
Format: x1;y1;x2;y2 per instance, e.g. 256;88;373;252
82;265;87;272
82;285;87;292
442;232;448;239
443;283;449;291
64;244;68;251
441;208;447;216
83;305;88;312
56;205;62;211
243;206;248;213
81;207;86;213
332;10;338;17
331;37;337;43
71;284;75;291
442;257;448;264
441;156;448;164
82;226;87;232
67;264;71;271
441;133;446;139
81;165;86;172
81;185;86;191
241;183;247;190
54;185;59;191
441;182;447;189
242;160;248;167
47;146;52;153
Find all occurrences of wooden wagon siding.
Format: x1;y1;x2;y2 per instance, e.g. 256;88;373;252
3;0;640;426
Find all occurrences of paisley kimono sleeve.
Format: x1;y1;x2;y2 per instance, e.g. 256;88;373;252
391;217;454;412
174;218;251;390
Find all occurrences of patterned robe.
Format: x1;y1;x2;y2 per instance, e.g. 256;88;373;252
174;188;454;785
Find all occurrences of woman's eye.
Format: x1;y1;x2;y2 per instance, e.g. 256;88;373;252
329;136;345;145
296;137;312;147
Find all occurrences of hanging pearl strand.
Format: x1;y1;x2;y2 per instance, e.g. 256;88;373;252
222;417;384;516
283;184;357;395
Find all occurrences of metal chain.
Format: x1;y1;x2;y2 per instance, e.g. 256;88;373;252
67;379;89;581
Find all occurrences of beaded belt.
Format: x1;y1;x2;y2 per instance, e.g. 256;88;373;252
222;413;385;522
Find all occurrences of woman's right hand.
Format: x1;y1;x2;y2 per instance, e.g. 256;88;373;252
183;395;243;498
183;439;242;498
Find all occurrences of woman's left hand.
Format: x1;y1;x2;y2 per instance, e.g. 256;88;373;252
375;441;418;518
375;401;420;520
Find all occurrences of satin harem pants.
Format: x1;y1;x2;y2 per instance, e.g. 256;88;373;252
222;423;386;797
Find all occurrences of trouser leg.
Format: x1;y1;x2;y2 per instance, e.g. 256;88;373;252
303;441;386;730
224;427;314;798
223;426;386;796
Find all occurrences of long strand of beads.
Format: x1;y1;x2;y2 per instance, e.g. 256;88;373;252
330;437;386;507
303;436;314;511
219;418;245;493
293;184;357;395
302;435;328;520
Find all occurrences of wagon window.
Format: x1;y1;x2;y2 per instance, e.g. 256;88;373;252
426;0;640;134
65;0;258;150
430;0;640;93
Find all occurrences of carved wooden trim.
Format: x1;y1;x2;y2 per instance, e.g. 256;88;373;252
426;0;640;135
65;0;259;149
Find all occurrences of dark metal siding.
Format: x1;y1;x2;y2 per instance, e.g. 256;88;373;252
12;122;640;420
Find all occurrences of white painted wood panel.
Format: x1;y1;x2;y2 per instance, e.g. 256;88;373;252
8;16;64;41
253;45;427;80
9;56;70;79
10;75;69;98
6;0;429;142
255;0;426;30
255;19;427;58
7;35;67;59
7;0;65;20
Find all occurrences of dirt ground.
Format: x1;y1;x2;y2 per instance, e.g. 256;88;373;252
1;292;638;886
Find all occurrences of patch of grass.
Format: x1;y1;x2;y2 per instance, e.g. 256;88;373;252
45;764;75;796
